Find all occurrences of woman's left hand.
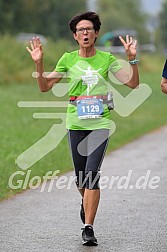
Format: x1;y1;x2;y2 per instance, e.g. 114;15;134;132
119;35;137;60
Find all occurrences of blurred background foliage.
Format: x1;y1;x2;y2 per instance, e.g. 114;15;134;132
159;0;167;48
0;0;166;85
0;0;85;41
98;0;148;44
0;0;166;46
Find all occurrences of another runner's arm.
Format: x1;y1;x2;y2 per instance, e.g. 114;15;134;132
161;77;167;94
26;37;63;92
161;60;167;94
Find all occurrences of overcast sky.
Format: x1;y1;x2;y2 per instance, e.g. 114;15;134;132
141;0;163;14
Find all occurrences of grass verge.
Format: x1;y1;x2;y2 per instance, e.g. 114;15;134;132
0;52;167;201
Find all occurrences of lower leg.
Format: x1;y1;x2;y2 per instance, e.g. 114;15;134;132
84;188;100;225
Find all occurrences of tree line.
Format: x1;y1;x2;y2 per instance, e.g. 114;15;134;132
0;0;86;41
0;0;166;46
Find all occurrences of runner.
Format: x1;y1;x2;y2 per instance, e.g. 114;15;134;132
161;59;167;93
26;11;139;246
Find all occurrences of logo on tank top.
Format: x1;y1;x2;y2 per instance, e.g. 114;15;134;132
76;65;102;86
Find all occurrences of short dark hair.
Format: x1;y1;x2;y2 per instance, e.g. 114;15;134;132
69;11;101;34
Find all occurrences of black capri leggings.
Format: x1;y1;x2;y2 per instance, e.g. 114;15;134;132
68;129;110;189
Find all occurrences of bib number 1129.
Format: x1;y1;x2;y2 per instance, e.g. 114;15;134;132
77;98;104;119
81;104;100;113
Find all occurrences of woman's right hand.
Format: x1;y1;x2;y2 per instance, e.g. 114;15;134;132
26;37;43;64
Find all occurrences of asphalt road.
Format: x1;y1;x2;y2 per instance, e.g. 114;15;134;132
0;125;167;252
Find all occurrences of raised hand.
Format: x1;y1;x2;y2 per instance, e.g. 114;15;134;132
26;37;43;63
119;35;137;60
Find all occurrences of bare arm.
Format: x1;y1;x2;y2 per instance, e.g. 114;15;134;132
26;37;62;92
113;35;139;89
161;77;167;94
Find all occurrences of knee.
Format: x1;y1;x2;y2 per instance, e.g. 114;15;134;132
75;171;101;189
85;171;100;189
75;171;85;189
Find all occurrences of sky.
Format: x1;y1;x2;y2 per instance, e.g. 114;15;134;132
141;0;163;14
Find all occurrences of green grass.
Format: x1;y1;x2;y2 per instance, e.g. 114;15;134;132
0;37;167;201
0;83;71;200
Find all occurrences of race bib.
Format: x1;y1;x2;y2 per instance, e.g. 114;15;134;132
77;98;104;119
